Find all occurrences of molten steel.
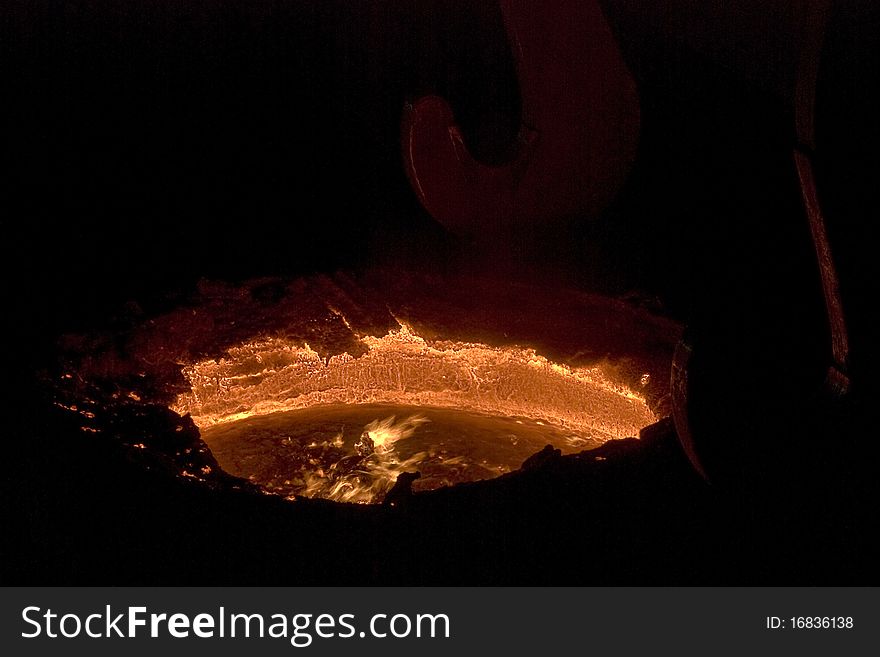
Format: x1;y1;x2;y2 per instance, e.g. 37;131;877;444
168;320;656;503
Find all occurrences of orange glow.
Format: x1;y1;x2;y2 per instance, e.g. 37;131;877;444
166;320;659;502
53;273;678;504
172;321;655;442
169;319;656;502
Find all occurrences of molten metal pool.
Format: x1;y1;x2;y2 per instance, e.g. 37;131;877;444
52;272;679;504
173;322;656;502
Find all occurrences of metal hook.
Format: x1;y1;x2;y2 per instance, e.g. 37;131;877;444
401;0;640;237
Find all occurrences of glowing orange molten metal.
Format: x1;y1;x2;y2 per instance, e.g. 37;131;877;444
173;321;655;442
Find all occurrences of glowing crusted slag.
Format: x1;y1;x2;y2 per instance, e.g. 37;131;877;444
172;321;654;442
